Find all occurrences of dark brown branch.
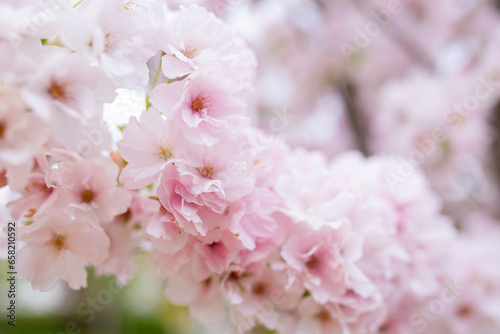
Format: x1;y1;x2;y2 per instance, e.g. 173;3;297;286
490;99;500;199
339;80;369;156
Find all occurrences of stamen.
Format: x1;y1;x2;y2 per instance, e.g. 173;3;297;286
47;81;68;101
154;139;173;161
24;208;36;218
252;282;266;295
182;48;198;59
123;1;139;10
191;94;207;113
50;235;66;251
316;310;330;322
457;305;471;317
81;189;94;203
306;256;320;270
200;166;214;178
156;146;172;160
104;32;114;50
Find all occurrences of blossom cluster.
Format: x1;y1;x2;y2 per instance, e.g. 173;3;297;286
0;1;499;334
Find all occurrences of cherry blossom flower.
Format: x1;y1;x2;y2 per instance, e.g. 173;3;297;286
150;72;248;146
280;222;372;305
59;0;158;89
0;88;48;190
165;265;227;325
18;213;110;291
119;108;179;189
55;158;132;223
21;47;116;123
159;4;256;84
96;193;159;283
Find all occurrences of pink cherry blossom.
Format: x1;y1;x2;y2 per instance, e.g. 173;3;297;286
165;265;227;325
58;0;158;89
96;193;159;283
118;108;179;189
54;158;132;223
18;213;110;291
0;88;48;190
21;47;116;123
150;72;247;146
158;4;256;83
280;222;372;305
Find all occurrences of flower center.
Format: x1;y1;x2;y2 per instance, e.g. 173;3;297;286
81;189;94;203
252;282;266;295
47;81;68;101
457;305;471;317
208;241;220;250
203;277;211;288
50;235;66;251
0;122;5;139
316;310;331;323
25;208;36;218
123;1;138;10
306;255;320;270
154;139;173;161
227;271;241;282
200;166;214;179
157;146;172;160
191;94;207;113
182;47;197;59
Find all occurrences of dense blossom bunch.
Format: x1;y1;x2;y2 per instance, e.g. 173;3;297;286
1;0;500;333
